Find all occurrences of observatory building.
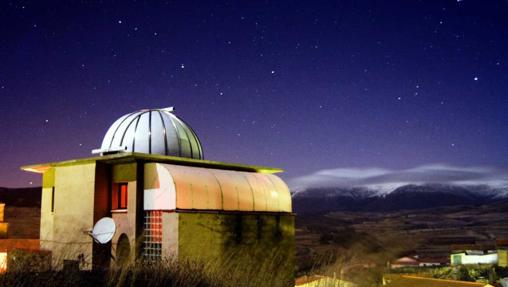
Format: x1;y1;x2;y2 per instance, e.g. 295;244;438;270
22;107;294;282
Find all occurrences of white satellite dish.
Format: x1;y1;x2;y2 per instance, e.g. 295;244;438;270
91;217;116;244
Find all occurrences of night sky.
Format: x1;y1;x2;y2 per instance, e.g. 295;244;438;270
1;1;508;188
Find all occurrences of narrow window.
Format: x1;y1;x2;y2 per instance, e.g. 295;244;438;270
51;187;55;212
118;183;128;209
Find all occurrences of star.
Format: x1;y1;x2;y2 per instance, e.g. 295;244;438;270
474;76;478;81
181;64;185;69
118;20;122;24
271;70;275;74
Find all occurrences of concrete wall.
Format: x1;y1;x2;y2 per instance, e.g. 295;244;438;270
40;168;54;257
175;212;295;287
161;212;179;259
51;163;97;270
499;250;508;267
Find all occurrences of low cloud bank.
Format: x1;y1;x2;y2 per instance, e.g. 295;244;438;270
289;164;508;196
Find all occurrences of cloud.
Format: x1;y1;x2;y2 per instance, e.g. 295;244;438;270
288;163;508;196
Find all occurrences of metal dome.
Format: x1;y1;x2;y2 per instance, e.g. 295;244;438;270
94;107;203;159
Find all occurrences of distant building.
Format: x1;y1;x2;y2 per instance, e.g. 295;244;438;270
390;255;447;268
0;204;6;239
497;240;508;267
390;256;419;268
450;250;498;266
21;108;295;284
0;203;40;273
418;256;449;267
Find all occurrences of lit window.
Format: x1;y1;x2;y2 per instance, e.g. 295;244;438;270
112;183;128;210
119;183;128;209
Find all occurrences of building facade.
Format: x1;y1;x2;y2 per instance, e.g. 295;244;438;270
22;108;295;284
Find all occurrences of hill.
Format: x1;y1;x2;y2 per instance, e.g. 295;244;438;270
293;184;508;214
0;187;41;207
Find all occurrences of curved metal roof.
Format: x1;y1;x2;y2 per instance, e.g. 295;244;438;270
144;163;292;213
98;107;203;159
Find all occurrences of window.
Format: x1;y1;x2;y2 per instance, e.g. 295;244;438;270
143;211;162;262
51;187;55;212
111;183;128;210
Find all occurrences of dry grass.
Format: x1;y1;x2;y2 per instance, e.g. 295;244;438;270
0;244;294;287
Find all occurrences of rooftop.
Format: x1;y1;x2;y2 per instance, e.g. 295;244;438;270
21;152;283;174
383;274;494;287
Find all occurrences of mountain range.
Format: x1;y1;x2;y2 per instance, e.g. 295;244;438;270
292;183;508;214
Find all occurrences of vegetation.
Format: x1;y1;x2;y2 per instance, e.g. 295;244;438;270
388;265;508;285
0;244;294;287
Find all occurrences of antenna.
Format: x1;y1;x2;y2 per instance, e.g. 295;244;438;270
90;217;116;244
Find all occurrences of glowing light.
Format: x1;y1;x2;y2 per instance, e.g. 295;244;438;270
0;252;6;273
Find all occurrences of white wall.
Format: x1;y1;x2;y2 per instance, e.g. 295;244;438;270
454;252;498;265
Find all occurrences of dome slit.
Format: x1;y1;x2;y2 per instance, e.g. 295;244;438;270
148;111;152;154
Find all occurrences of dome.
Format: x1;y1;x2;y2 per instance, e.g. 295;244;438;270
96;107;203;159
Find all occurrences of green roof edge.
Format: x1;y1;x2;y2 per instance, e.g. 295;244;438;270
20;152;283;174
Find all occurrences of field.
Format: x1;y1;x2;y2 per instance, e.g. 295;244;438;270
295;202;508;285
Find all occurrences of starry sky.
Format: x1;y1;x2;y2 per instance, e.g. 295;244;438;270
1;1;508;188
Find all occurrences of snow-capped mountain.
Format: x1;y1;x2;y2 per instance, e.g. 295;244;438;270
292;183;508;214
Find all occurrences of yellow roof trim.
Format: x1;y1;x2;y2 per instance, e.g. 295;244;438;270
20;152;283;174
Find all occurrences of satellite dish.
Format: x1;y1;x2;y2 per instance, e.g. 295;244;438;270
91;217;116;244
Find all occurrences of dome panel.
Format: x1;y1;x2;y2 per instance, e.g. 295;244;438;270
119;114;138;151
161;112;180;156
96;108;203;159
109;112;140;150
172;118;192;158
150;111;166;155
101;112;132;151
134;112;150;154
